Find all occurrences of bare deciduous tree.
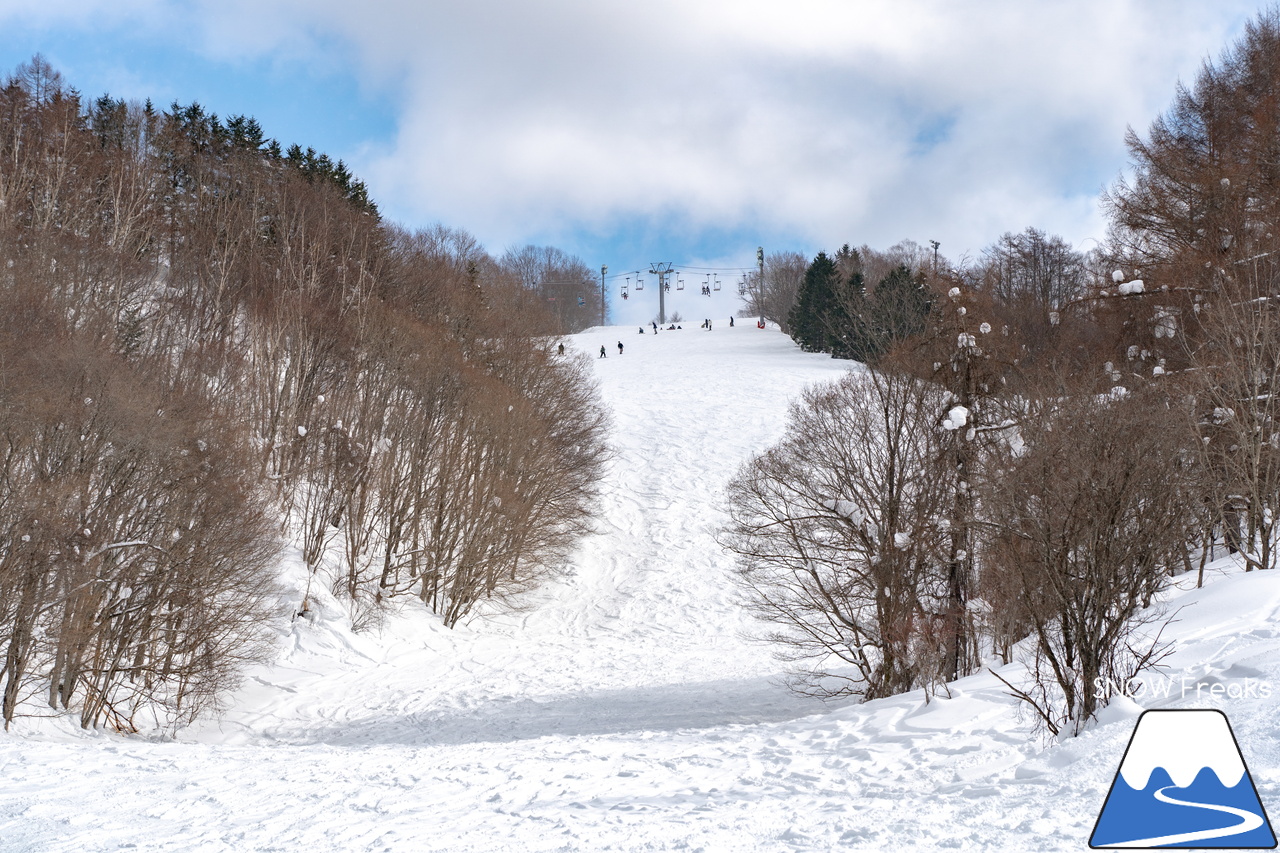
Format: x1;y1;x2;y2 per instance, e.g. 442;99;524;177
722;369;957;700
980;386;1195;736
0;309;280;732
740;250;807;330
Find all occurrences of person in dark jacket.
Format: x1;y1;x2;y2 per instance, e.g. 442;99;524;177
599;345;607;358
617;341;624;355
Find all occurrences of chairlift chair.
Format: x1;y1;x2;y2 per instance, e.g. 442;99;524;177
713;276;722;292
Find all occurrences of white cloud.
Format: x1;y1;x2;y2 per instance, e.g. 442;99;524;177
2;0;1264;261
332;0;1257;257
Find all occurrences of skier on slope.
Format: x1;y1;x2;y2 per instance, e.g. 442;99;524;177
617;341;624;355
599;345;607;358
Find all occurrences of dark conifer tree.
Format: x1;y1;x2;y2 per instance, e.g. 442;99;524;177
870;264;931;354
829;269;871;361
788;251;838;352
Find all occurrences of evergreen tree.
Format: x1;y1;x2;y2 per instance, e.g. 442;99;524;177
790;251;932;362
869;264;931;356
829;269;871;361
788;251;838;352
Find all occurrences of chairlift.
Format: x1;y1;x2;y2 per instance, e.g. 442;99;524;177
713;276;722;292
636;275;644;291
676;278;685;291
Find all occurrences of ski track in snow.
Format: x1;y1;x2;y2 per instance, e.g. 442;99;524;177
3;325;1280;852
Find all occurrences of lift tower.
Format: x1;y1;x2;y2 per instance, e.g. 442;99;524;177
650;262;673;324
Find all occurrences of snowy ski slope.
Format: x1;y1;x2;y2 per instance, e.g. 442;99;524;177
2;323;1280;851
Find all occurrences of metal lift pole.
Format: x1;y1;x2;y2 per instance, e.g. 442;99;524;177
650;261;673;325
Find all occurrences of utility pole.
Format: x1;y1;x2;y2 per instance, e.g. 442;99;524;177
930;240;940;274
600;264;607;326
650;261;673;324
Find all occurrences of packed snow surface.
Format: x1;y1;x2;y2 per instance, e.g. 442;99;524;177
3;323;1280;851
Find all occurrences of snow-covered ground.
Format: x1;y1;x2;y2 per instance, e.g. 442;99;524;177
3;323;1280;851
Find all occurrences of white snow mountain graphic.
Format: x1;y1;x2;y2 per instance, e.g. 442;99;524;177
1091;710;1276;848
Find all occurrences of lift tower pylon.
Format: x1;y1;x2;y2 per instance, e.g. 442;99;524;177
650;262;673;324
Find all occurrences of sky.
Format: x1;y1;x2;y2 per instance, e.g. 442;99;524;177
0;0;1266;325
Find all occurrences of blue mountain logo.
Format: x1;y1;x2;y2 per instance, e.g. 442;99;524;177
1091;709;1276;848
